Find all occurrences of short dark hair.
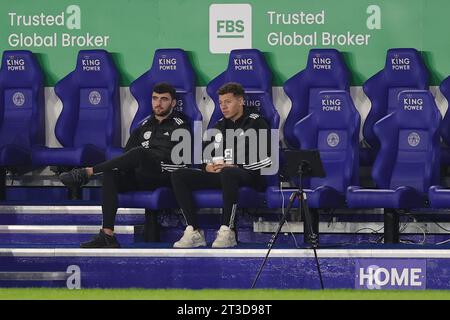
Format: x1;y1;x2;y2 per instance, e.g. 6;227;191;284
217;82;245;97
153;82;176;100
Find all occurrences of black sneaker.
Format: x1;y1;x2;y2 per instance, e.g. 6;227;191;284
80;229;121;248
59;168;90;188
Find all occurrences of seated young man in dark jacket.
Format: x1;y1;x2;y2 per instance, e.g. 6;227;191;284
171;82;272;248
59;82;190;248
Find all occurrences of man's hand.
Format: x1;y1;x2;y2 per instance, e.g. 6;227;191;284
205;163;237;173
205;163;218;173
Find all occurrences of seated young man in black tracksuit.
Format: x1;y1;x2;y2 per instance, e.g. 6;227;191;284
171;82;272;248
59;82;190;248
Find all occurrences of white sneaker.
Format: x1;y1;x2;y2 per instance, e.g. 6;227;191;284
212;225;237;248
173;226;207;248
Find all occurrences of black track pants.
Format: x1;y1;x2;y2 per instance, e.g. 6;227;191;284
171;167;263;230
93;147;162;175
92;147;170;230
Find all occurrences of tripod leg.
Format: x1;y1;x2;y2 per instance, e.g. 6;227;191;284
267;191;298;248
300;192;324;289
290;198;302;222
384;208;399;243
300;193;319;247
251;191;300;288
303;207;319;246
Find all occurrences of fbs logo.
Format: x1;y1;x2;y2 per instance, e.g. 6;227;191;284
209;4;252;54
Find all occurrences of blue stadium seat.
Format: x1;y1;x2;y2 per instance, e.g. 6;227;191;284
361;48;429;165
347;90;441;242
429;75;450;206
266;90;360;209
130;48;201;131
429;186;450;208
117;48;202;210
0;50;45;168
283;49;350;149
33;50;121;167
438;76;450;166
193;48;279;209
206;49;279;130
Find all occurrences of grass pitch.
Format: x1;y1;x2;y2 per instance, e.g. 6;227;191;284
0;288;449;300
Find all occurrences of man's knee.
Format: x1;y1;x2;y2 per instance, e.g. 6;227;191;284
125;147;146;158
102;169;117;179
220;166;242;179
171;168;193;184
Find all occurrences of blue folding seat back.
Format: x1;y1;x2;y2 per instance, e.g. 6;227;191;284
56;50;120;149
266;91;359;209
440;76;450;143
283;49;350;149
33;50;120;167
423;77;450;206
348;90;440;209
130;48;201;130
437;76;450;165
0;50;44;166
206;49;279;130
296;91;360;192
373;91;440;192
363;48;428;151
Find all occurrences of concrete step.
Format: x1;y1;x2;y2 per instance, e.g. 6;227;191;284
0;246;449;289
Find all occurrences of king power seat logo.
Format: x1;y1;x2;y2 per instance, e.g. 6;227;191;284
391;54;410;71
321;96;342;111
233;56;253;71
82;56;101;71
403;96;424;111
312;54;332;70
209;4;252;54
159;56;177;70
7;56;25;71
